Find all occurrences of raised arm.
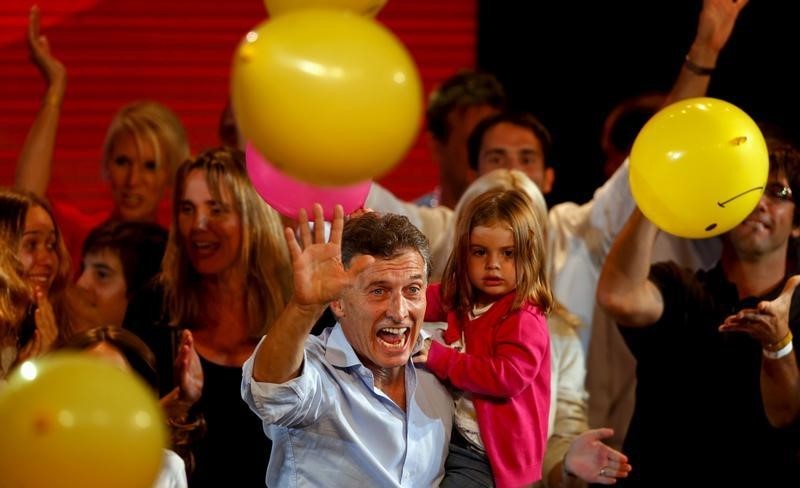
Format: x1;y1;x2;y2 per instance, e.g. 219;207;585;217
596;210;664;327
596;0;748;327
15;5;66;196
720;276;800;427
664;0;748;105
251;205;373;383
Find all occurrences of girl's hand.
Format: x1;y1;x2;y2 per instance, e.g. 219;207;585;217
33;289;59;352
412;337;432;365
348;207;374;220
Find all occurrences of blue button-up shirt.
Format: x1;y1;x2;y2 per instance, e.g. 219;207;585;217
242;325;454;488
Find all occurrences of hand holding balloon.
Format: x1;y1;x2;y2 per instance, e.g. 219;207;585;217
629;97;768;238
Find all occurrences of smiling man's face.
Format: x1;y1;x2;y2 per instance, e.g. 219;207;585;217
332;249;427;372
726;172;797;260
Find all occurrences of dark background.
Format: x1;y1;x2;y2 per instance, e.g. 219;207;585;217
478;1;799;206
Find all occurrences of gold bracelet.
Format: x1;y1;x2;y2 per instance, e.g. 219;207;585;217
764;330;793;352
684;55;715;76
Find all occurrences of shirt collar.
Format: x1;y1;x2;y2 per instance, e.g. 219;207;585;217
708;260;788;304
324;324;361;368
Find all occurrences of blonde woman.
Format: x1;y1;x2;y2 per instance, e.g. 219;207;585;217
16;7;190;265
127;147;292;487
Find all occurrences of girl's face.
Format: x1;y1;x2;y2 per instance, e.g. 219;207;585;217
177;169;243;276
18;205;58;293
467;220;517;307
105;131;171;222
76;249;129;327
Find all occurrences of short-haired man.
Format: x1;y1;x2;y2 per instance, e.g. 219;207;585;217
597;135;800;484
242;206;453;487
418;70;506;209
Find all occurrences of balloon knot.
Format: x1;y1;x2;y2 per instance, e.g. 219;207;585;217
730;136;747;146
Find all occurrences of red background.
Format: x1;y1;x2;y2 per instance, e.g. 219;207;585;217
0;0;476;212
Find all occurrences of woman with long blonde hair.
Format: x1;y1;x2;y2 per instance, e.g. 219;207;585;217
0;189;72;361
127;147;292;487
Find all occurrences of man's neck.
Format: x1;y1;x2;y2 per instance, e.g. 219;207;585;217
367;362;407;412
721;246;787;299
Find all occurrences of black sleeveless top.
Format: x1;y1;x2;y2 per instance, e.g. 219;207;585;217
190;355;269;488
124;284;270;487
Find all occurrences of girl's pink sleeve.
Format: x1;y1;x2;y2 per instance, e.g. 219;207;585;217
429;306;550;399
425;283;446;322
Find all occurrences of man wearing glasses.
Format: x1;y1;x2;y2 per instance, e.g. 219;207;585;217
597;133;800;485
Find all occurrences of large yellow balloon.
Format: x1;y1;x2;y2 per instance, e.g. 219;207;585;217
0;353;167;488
231;9;422;186
266;0;387;17
629;97;769;238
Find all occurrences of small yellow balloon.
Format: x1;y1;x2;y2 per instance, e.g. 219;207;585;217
231;9;422;186
266;0;387;17
629;97;769;238
0;353;167;488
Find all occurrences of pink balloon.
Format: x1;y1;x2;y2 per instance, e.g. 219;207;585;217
246;143;371;220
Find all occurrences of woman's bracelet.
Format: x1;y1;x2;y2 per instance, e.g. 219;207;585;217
763;340;794;360
764;330;793;352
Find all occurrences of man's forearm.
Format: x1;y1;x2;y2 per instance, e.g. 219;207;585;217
761;350;800;428
252;300;325;384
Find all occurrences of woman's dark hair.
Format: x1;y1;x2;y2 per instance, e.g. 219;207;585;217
64;325;159;391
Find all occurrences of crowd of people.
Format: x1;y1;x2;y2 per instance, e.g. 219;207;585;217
1;0;798;487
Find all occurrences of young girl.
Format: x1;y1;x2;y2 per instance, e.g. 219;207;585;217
0;189;72;350
419;188;553;488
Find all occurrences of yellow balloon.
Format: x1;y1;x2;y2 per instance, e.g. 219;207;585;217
0;353;167;488
266;0;387;17
629;97;769;238
231;9;422;186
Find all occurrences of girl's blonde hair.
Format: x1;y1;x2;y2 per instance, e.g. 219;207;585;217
441;186;553;318
0;246;31;344
160;148;292;337
432;169;549;281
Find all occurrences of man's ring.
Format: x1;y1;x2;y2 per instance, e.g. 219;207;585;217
599;467;608;477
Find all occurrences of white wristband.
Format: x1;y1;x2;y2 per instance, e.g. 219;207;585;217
763;340;793;360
